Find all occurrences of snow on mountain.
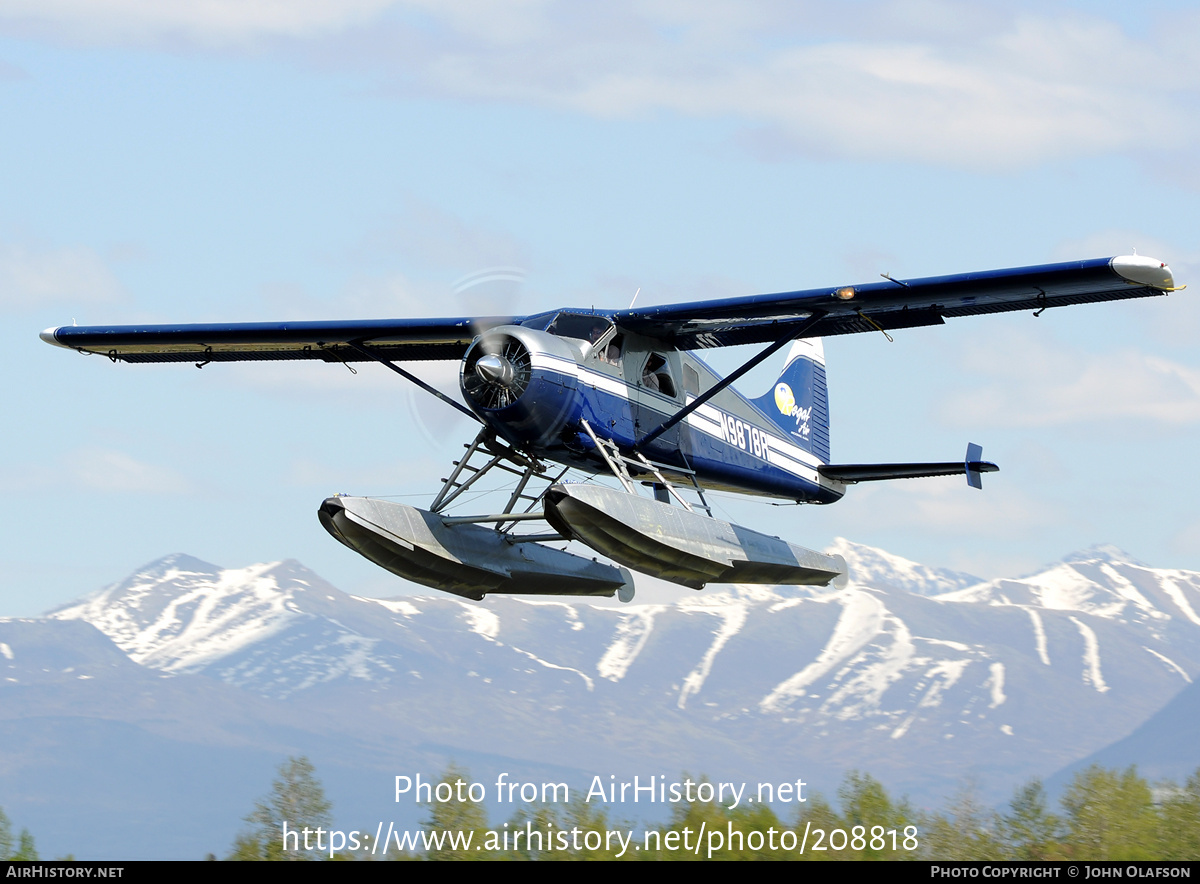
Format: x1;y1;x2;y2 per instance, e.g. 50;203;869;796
50;547;1200;711
49;554;316;673
47;553;428;695
39;544;1200;808
828;537;984;595
933;546;1200;631
1062;544;1147;567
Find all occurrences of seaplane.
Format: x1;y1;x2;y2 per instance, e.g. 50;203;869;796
41;255;1179;603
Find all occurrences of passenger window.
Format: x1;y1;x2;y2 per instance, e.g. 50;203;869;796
641;354;677;398
684;365;700;396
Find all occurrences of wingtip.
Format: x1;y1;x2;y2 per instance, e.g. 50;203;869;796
1111;255;1176;290
39;327;67;348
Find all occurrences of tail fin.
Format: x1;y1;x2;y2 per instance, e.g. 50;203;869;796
751;338;830;463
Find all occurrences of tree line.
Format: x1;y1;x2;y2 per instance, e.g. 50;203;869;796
0;808;38;860
226;758;1200;860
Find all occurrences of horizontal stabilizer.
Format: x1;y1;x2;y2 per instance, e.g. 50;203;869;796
819;444;998;489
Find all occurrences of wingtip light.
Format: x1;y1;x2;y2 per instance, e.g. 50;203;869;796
1111;255;1180;291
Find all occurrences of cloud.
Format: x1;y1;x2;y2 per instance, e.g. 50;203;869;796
0;0;394;44
240;201;532;322
939;330;1200;427
67;448;192;493
0;242;124;310
839;477;1063;538
351;198;530;285
243;203;533;322
5;3;1197;169
315;3;1195;170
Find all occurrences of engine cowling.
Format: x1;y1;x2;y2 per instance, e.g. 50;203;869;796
459;325;583;450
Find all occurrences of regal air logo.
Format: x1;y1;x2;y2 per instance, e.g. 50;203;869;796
774;383;812;439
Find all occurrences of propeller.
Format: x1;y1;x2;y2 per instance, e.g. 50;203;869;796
405;266;528;444
462;333;532;410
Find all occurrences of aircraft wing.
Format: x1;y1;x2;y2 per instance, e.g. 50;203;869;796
39;316;512;364
40;256;1177;362
612;255;1178;349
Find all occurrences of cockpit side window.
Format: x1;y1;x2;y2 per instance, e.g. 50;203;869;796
598;333;624;368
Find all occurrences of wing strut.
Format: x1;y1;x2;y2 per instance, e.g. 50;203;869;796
635;311;827;450
345;340;481;423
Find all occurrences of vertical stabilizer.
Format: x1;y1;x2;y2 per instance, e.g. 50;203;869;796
751;338;830;463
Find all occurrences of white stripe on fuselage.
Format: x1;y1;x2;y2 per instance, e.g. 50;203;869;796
529;352;822;482
687;400;821;481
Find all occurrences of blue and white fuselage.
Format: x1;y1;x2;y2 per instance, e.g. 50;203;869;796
457;314;846;504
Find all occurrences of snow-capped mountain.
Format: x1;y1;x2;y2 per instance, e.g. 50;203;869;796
935;544;1200;632
10;541;1199;858
48;554;405;692
47;543;1200;766
828;538;985;596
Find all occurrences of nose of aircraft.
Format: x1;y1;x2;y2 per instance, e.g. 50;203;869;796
475;353;515;387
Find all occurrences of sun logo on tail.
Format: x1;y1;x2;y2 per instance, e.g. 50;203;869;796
773;382;811;439
774;383;795;417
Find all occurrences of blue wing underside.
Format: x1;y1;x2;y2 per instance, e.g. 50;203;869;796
614;256;1173;348
41;256;1175;362
40;317;503;364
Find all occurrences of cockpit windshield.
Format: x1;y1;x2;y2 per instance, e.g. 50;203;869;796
546;312;614;344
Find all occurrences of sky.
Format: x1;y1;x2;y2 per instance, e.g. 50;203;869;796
2;0;1200;614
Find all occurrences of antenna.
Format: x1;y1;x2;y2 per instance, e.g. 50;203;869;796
628;287;641;309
